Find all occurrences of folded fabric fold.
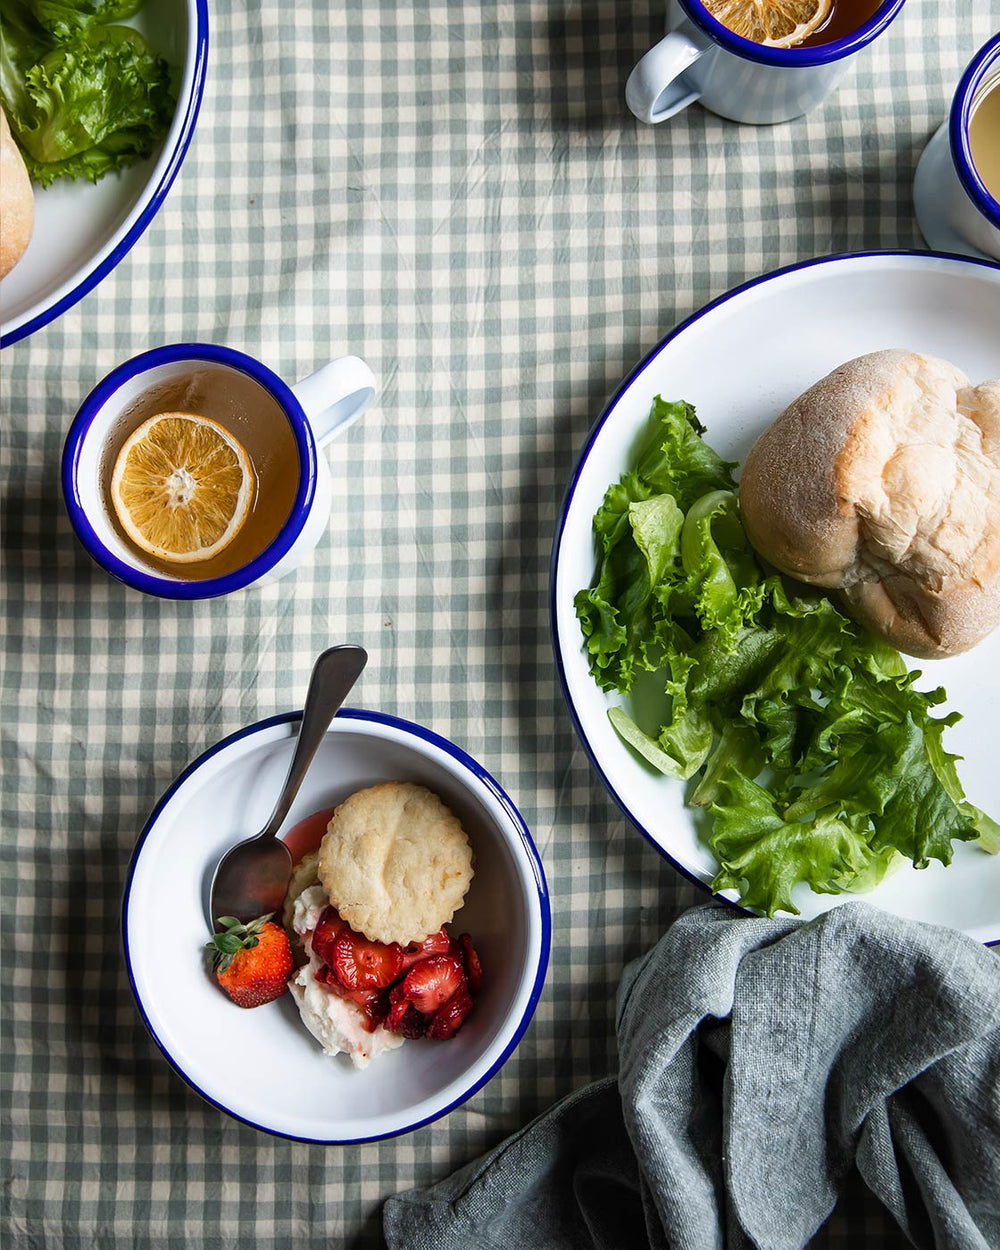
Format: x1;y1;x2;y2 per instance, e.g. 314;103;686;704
383;902;1000;1250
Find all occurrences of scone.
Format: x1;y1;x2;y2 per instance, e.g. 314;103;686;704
318;782;474;945
739;349;1000;658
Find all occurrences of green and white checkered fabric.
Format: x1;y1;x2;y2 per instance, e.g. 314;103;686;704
2;1;994;1245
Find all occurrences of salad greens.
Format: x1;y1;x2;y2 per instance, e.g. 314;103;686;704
576;397;999;917
0;0;172;186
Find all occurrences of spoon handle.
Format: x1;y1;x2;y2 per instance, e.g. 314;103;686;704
258;644;368;841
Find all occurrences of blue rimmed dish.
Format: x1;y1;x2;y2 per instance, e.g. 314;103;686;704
626;0;905;124
914;32;1000;262
551;250;1000;944
62;344;318;600
0;0;209;347
61;342;376;600
123;707;550;1142
672;0;905;68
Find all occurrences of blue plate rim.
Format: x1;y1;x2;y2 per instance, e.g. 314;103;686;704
549;248;1000;945
0;0;210;349
121;705;552;1143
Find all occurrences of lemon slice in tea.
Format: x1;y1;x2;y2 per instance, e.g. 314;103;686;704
110;412;255;565
704;0;832;47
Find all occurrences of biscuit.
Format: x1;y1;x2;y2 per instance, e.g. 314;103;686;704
318;782;473;945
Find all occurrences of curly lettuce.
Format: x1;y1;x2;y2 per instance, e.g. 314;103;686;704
0;0;172;186
576;398;997;916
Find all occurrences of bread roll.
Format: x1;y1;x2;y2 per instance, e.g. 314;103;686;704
739;349;1000;658
1;108;33;280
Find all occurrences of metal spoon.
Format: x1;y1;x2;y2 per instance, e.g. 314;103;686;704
209;643;368;928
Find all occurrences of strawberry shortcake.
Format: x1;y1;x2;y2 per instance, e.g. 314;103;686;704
284;784;482;1069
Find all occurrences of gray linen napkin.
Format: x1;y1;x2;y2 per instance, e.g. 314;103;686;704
383;902;1000;1250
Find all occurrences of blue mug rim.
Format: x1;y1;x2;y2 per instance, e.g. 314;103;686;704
950;32;1000;233
61;343;319;601
674;0;905;68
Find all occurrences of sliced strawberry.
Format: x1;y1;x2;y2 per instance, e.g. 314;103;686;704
314;963;339;988
385;997;426;1039
332;927;404;990
310;906;347;967
356;988;390;1032
400;954;465;1015
399;928;453;971
426;982;473;1040
456;933;483;993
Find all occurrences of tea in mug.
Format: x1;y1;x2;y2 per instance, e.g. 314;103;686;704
704;0;883;49
969;75;1000;203
99;369;300;580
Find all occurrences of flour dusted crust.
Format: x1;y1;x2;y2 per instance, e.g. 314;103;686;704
739;349;1000;658
318;782;474;945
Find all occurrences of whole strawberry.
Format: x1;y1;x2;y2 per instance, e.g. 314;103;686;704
208;915;294;1008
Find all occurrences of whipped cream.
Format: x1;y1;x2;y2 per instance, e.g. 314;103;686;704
287;885;402;1069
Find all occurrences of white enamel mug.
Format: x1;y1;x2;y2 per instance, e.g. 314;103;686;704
626;0;905;126
914;33;1000;262
62;344;376;599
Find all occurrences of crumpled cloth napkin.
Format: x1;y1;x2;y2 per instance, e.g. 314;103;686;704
383;902;1000;1250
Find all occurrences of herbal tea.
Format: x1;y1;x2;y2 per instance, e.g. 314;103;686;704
969;75;1000;204
704;0;883;49
99;368;300;580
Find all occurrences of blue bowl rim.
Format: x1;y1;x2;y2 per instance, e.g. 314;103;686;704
949;31;1000;233
673;0;905;68
549;248;1000;945
0;0;211;348
121;705;552;1143
61;342;319;600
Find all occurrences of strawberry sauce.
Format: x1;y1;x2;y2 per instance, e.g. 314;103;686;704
281;806;336;863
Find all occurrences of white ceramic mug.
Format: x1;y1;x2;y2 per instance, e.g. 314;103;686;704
62;343;376;599
914;33;1000;262
626;0;905;126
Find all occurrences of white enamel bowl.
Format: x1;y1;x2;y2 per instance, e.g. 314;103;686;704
0;0;208;346
123;709;550;1142
552;251;1000;944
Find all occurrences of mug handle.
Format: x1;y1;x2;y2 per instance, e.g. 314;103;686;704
625;30;707;124
292;356;377;449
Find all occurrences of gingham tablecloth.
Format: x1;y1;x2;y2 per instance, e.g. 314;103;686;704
2;2;995;1246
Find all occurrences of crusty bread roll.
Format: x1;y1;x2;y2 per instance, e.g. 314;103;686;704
1;108;33;280
739;349;1000;659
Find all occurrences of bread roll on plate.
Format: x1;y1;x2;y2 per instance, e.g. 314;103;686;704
1;108;33;280
739;349;1000;659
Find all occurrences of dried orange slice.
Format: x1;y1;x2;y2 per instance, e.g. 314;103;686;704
110;412;255;564
704;0;832;47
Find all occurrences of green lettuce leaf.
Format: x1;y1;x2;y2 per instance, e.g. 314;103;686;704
22;0;142;38
707;768;885;916
0;2;173;186
575;395;996;917
607;705;711;781
635;397;738;509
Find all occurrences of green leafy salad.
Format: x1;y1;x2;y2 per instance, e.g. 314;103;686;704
0;0;173;187
575;397;999;917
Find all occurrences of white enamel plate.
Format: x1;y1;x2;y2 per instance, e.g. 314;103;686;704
552;251;1000;944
